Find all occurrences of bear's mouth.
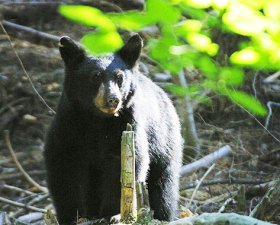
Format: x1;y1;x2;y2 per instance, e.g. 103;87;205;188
93;97;122;117
96;105;121;116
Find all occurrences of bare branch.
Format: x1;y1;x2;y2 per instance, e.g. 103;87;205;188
0;170;46;180
180;145;232;177
186;163;215;209
12;194;50;218
0;197;47;213
2;184;36;196
3;130;48;193
181;178;271;190
2;20;60;44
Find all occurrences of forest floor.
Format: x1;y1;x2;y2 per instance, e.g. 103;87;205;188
0;2;279;225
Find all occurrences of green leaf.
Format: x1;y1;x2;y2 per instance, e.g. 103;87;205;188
264;0;280;19
226;90;267;116
219;67;244;86
184;0;212;9
108;12;154;30
230;48;261;65
222;4;266;36
146;0;180;24
164;84;200;97
81;31;123;54
212;0;229;10
186;33;219;56
164;84;189;96
59;5;115;31
179;4;207;19
196;56;218;79
174;19;202;35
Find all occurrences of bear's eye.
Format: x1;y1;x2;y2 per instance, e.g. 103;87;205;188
115;71;123;87
90;72;102;83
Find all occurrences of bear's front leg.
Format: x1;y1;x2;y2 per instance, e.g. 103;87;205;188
45;153;86;224
147;159;180;221
98;159;121;219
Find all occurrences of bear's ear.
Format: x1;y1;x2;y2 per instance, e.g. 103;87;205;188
59;36;86;65
117;34;143;68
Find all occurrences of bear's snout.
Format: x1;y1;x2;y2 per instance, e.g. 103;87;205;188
107;95;120;108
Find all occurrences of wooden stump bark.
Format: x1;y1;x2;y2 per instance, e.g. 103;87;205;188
120;124;137;223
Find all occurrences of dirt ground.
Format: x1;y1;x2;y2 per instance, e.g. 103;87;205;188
0;2;279;225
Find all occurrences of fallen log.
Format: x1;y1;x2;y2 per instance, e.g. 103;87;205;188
169;213;276;225
180;145;232;177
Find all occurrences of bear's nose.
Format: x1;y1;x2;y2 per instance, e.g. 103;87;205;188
107;96;120;108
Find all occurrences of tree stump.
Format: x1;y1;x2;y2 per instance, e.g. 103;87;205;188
250;179;280;223
120;124;137;223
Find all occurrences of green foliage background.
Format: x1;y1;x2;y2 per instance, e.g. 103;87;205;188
58;0;280;117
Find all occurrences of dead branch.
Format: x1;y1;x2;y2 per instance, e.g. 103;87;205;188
265;101;280;129
218;198;235;213
0;22;56;115
0;170;46;180
181;178;271;190
180;145;232;177
187;164;215;209
3;130;48;193
169;213;277;225
12;193;49;217
176;70;200;159
2;20;60;45
2;183;36;196
17;212;44;224
0;197;47;213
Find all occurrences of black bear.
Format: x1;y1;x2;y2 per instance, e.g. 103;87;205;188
44;34;183;224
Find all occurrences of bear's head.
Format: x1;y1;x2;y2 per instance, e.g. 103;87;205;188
59;34;143;117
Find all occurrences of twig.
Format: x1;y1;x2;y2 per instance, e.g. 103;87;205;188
233;99;280;143
0;170;46;180
180;178;271;190
2;184;36;196
2;20;60;44
12;194;50;217
0;22;56;115
262;71;280;84
180;145;231;177
0;197;47;213
252;72;258;98
218;198;235;213
3;130;48;193
186;163;216;209
0;97;29;115
265;101;280;129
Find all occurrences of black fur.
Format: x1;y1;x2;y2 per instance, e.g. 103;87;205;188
44;34;183;224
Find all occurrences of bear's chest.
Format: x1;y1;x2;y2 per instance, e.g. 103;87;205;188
80;117;127;163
